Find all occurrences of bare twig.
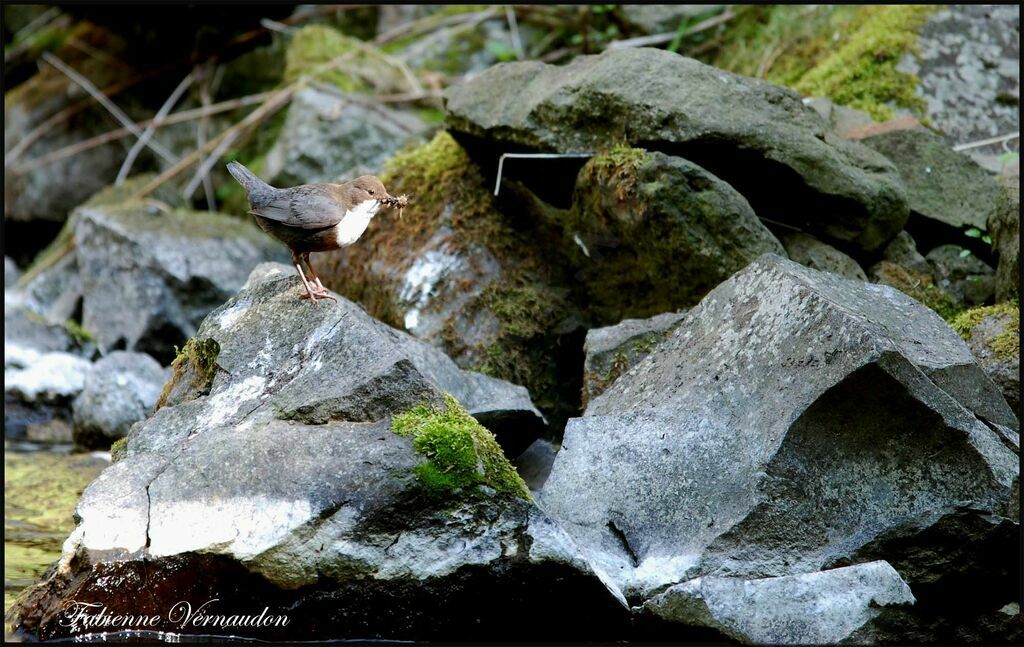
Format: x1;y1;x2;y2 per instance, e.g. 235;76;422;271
12;91;276;174
5;63;177;165
4;8;65;63
41;52;178;165
605;10;734;50
952;132;1019;152
197;66;217;211
116;71;194;184
505;5;525;60
180;85;296;200
374;9;498;46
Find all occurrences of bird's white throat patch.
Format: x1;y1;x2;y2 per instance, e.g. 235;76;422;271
334;199;380;246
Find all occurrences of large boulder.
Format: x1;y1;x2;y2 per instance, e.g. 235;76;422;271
540;255;1018;638
565;149;786;321
261;85;426;187
583;309;688;406
640;561;915;644
71;200;287;363
8;264;627;642
445;48;908;253
71;350;169;448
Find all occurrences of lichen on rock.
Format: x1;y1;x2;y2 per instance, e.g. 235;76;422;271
155;337;221;410
392;393;531;500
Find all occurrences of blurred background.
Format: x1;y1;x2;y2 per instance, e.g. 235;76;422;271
3;4;1020;634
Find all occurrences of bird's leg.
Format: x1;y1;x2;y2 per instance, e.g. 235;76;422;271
302;253;336;302
292;253;319;303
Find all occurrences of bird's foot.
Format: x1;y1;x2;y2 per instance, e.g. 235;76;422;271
298;287;337;303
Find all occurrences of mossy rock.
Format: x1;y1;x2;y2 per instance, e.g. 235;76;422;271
951;302;1020;413
155;337;221;410
284;24;410;94
319;131;576;424
566;147;785;321
392;393;530;500
793;5;937;121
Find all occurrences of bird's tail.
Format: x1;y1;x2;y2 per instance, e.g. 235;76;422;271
226;161;272;195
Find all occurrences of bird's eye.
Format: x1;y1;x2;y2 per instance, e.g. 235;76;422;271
368;189;375;195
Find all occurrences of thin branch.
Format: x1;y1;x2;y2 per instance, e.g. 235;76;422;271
374;9;498;46
197;66;217;211
605;10;734;50
11;91;276;174
493;153;594;196
5;62;178;165
41;52;178;165
116;71;195;184
505;5;525;60
952;132;1020;152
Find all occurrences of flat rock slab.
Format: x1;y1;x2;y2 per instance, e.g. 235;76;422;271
641;561;915;644
445;48;908;253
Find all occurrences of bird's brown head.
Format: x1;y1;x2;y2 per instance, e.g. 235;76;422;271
344;175;390;206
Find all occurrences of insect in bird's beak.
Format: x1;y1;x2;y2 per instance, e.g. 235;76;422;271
386;194;409;220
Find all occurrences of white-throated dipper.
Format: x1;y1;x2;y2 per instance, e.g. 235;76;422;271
227;161;407;303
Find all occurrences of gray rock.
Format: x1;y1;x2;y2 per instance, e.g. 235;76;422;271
262;86;426;187
541;255;1017;607
990;159;1020;302
861;127;1001;231
926;244;995;307
881;230;932;275
901;5;1019;147
804;97;876;138
73;201;288;363
4;349;91;441
567;150;786;321
641;561;915;644
5;256;20;286
72;351;170;449
445;48;908;252
780;232;868;281
583;310;688;406
10;264;626;642
619;5;725;35
394;16;514;77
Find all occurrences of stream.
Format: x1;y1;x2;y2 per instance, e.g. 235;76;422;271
4;442;109;642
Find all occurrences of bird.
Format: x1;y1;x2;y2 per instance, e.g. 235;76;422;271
226;161;407;303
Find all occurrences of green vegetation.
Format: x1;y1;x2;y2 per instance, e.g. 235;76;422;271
109;437;128;463
63;319;94;345
285;25;372;92
392;394;530;500
700;5;937;121
155;337;221;410
793;5;937;120
951;302;1020;361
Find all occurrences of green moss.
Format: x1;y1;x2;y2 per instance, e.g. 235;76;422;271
793;5;937;121
285;25;368;91
951;302;1020;361
110;437;128;463
392;394;530;500
155;337;221;410
872;261;962;322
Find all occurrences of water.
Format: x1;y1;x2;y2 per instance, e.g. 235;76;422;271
4;442;109;642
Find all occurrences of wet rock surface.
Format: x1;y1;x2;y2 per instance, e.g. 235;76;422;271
990;160;1020;302
8;264;627;642
541;255;1017;638
953;304;1020;415
445;48;909;253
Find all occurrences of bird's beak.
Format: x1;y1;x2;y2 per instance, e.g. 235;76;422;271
385;193;409;219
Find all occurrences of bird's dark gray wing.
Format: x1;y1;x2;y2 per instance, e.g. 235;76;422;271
249;186;345;230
